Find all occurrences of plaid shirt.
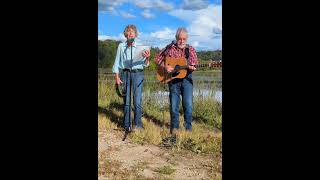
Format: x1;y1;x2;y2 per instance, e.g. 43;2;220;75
155;44;198;66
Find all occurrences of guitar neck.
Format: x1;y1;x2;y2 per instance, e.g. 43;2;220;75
179;64;209;69
195;64;210;68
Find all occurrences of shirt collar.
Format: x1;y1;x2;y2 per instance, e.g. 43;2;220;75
125;41;136;48
172;43;187;50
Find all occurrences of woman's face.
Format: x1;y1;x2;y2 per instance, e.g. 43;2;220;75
126;28;136;39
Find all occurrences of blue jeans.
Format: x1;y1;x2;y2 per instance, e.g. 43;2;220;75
123;70;144;130
168;72;193;133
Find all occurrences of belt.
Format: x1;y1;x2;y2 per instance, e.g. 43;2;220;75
123;68;143;73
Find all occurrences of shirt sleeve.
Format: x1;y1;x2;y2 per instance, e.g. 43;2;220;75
155;47;167;65
188;46;199;66
112;44;122;74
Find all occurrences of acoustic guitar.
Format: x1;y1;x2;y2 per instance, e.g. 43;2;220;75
156;57;213;83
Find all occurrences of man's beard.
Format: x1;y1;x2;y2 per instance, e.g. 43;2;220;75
177;43;186;49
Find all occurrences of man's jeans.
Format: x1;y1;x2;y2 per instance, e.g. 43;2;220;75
168;72;193;133
123;70;144;130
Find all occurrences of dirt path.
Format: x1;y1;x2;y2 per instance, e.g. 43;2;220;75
98;128;222;180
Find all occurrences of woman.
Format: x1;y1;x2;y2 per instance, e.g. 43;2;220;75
112;24;150;133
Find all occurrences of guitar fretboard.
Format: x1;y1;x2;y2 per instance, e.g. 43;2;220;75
195;64;210;68
173;62;221;72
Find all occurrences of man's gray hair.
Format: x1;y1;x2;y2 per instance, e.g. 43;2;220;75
175;27;188;39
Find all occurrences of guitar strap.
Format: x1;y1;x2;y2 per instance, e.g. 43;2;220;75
160;44;189;65
185;45;190;67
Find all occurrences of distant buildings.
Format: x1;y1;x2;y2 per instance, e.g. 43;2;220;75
209;58;222;68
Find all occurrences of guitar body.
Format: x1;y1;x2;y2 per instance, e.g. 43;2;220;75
157;57;188;83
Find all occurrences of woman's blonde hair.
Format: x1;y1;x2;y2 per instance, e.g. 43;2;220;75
123;24;138;38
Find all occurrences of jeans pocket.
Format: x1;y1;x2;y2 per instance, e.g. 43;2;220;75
186;74;193;85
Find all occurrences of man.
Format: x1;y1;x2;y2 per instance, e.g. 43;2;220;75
155;27;198;142
112;24;150;134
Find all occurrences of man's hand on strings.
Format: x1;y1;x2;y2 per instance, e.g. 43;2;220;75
188;65;196;71
165;65;174;73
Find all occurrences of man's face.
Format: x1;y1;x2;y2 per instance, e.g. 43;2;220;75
176;32;188;49
126;28;136;39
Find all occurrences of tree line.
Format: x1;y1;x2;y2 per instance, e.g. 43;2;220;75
98;39;222;71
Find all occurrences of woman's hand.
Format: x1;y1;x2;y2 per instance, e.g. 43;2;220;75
142;50;150;58
115;73;123;85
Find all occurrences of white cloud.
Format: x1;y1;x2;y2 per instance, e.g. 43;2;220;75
181;0;209;10
192;41;199;48
98;3;222;50
98;35;111;41
132;0;153;9
132;0;174;11
106;7;119;16
119;11;136;18
169;4;221;28
150;27;175;40
141;9;155;18
98;33;126;41
122;28;176;49
99;0;175;18
98;26;221;51
169;4;222;50
154;0;174;11
97;30;167;49
98;0;126;12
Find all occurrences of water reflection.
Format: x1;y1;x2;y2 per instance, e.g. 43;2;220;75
143;89;222;103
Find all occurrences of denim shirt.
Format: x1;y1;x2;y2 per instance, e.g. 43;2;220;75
112;41;148;74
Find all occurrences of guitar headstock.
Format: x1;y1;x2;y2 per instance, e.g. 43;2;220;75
211;60;222;68
195;61;222;68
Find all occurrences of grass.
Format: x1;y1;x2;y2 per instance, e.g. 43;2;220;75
98;114;117;132
154;165;176;175
130;118;164;145
168;125;222;154
193;97;222;129
98;152;123;177
98;71;222;155
98;158;149;179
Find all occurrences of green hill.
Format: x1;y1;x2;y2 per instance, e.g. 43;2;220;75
98;39;222;71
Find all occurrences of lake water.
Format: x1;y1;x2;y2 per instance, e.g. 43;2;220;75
143;89;222;103
100;71;222;103
143;71;222;103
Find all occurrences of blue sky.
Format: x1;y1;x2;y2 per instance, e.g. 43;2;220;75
98;0;222;51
